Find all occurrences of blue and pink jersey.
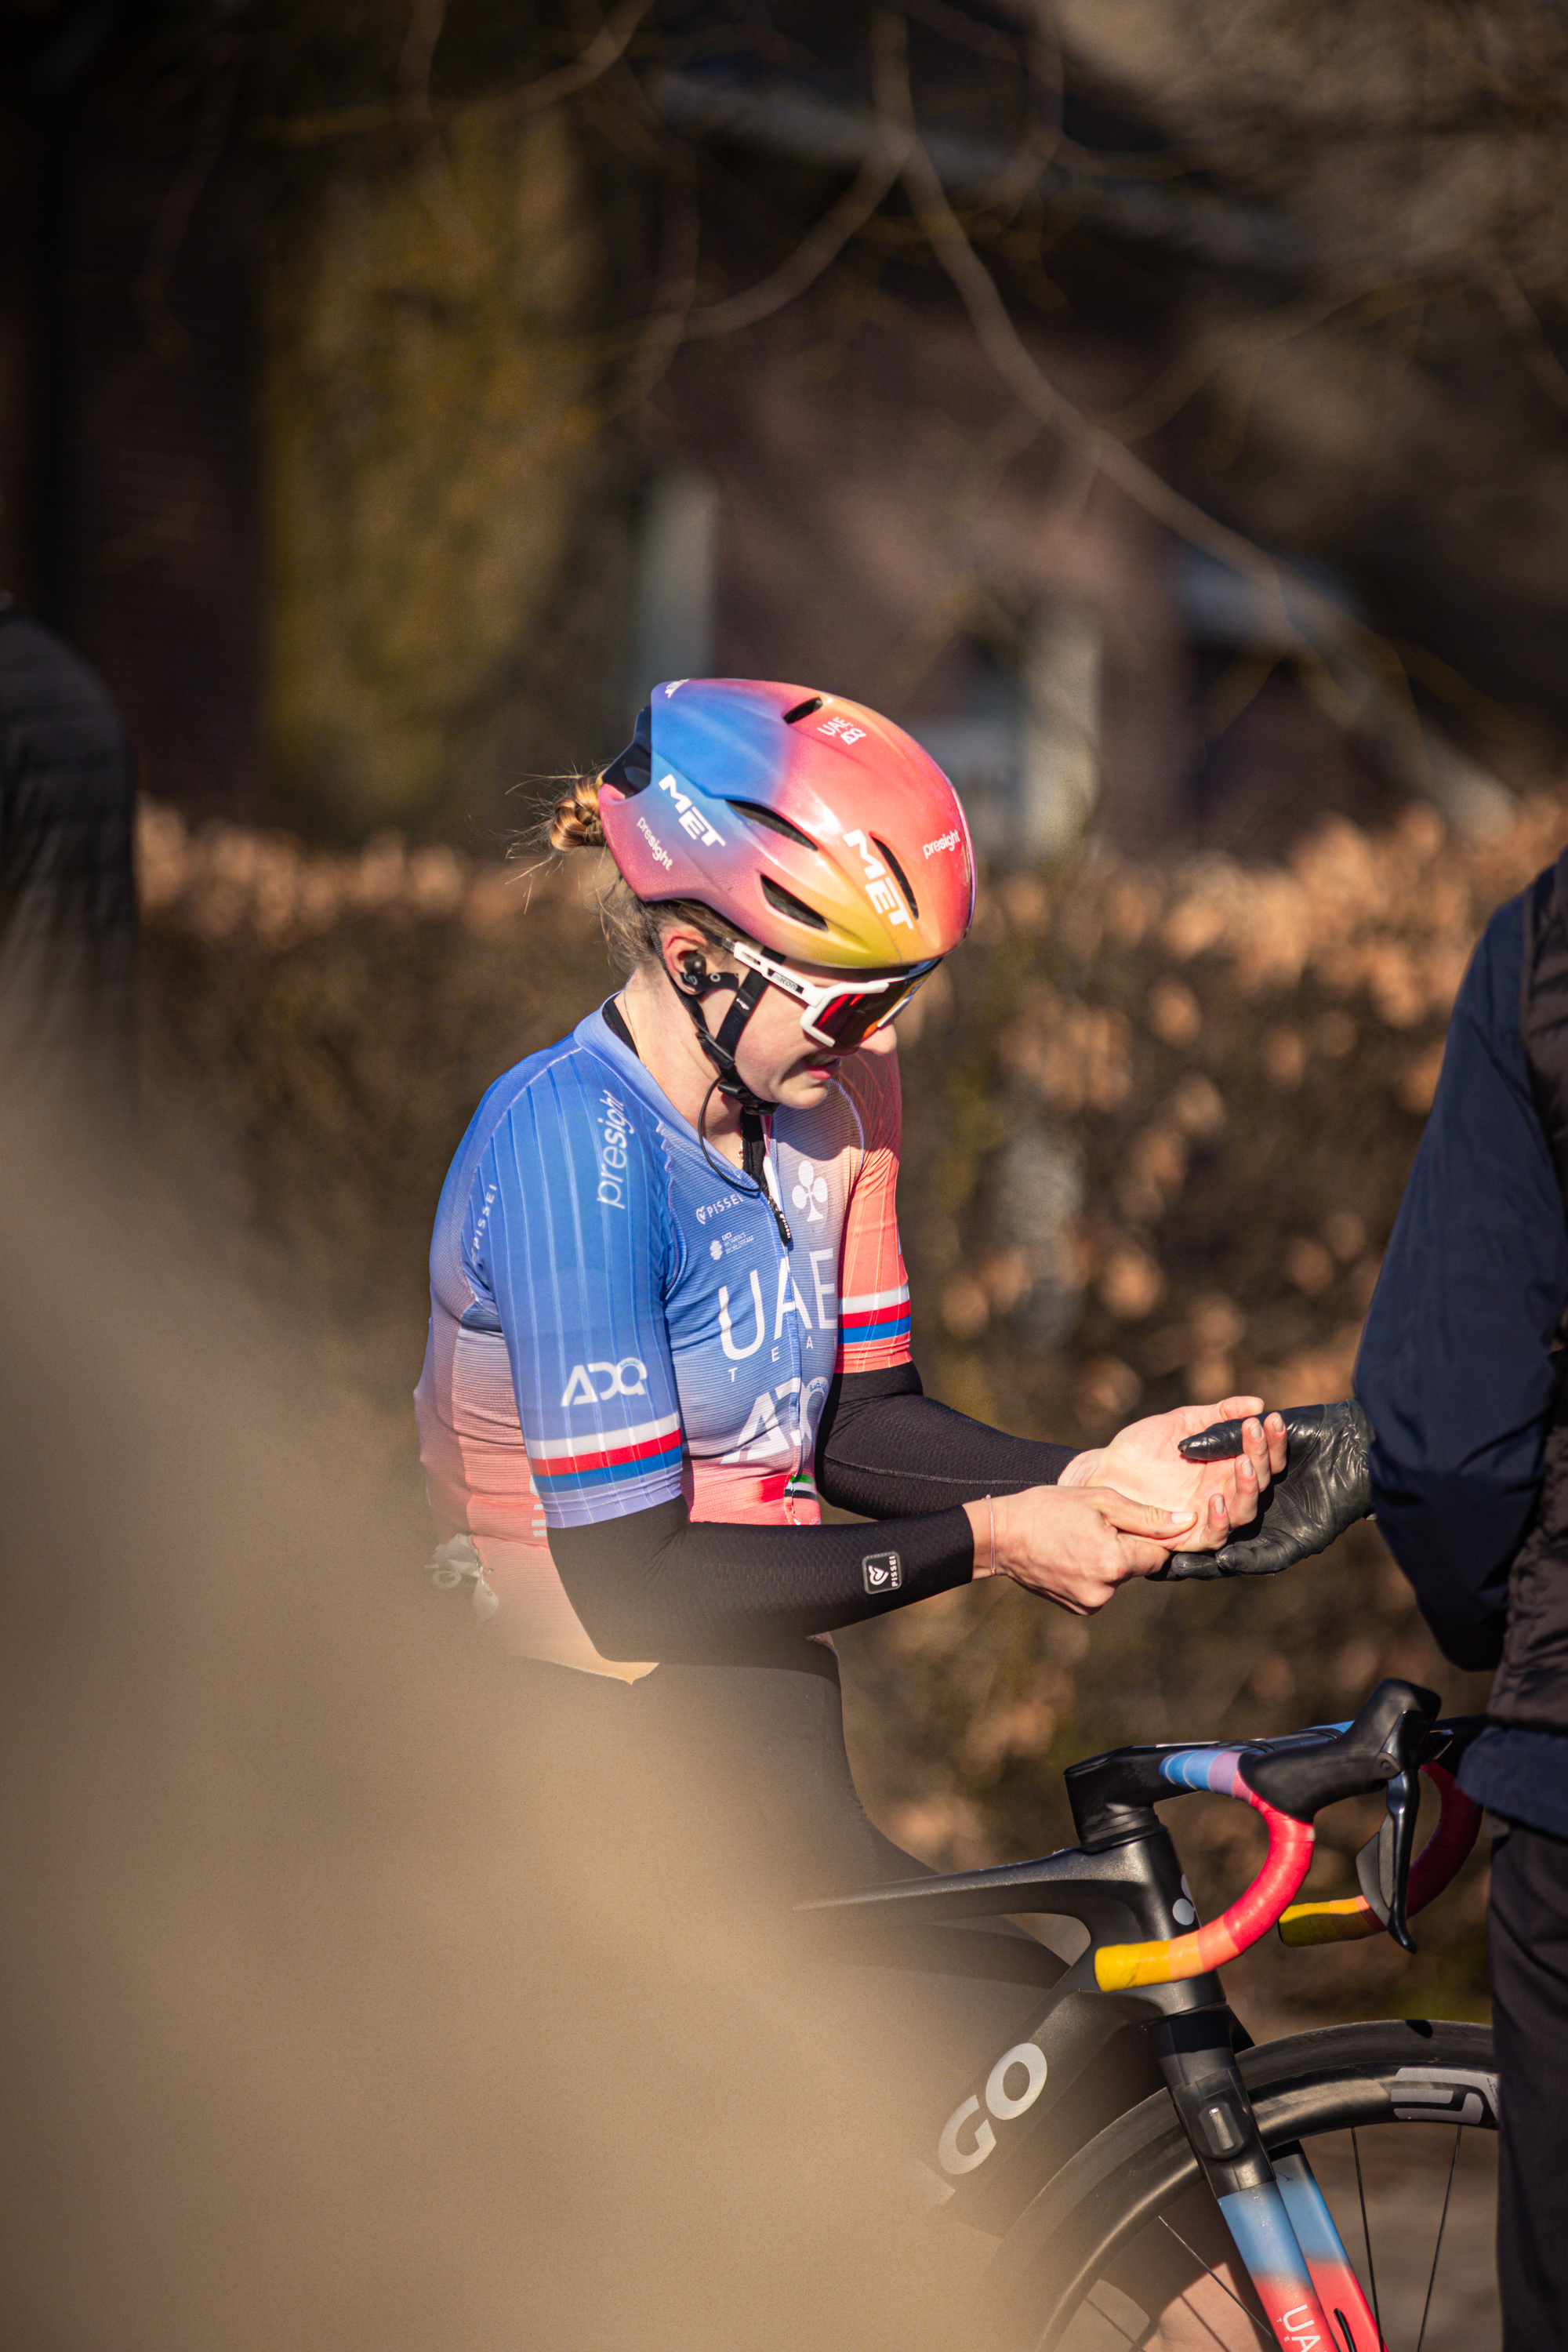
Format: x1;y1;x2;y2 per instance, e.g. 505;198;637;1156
414;1007;913;1674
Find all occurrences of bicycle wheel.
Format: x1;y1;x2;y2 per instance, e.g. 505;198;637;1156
982;2018;1497;2352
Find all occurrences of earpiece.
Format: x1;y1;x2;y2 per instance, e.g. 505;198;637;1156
680;952;708;993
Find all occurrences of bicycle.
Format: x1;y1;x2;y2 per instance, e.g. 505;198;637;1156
804;1677;1494;2351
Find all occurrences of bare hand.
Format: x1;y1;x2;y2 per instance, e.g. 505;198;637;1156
965;1485;1198;1615
1059;1398;1287;1552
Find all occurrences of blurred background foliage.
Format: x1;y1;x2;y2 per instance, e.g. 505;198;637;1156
136;778;1568;2019
10;0;1568;2021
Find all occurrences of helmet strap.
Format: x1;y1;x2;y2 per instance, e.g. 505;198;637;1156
673;955;795;1247
670;957;776;1116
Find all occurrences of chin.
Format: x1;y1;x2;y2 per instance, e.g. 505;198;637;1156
777;1066;836;1105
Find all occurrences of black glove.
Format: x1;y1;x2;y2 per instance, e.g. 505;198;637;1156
1158;1399;1375;1581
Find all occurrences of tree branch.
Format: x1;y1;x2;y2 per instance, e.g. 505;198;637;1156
871;5;1434;791
258;0;655;145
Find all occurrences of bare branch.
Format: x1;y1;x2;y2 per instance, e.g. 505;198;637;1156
467;0;657;127
140;66;241;350
870;4;1434;791
259;0;655;146
1475;245;1568;416
618;177;703;414
1098;279;1443;445
681;134;910;340
397;0;446;128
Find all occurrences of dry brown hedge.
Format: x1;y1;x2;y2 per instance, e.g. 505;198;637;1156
137;788;1568;2018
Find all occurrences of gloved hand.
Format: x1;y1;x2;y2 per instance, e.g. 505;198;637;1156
1159;1399;1374;1581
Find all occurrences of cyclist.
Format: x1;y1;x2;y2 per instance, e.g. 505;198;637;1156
416;677;1286;1878
415;678;1290;2350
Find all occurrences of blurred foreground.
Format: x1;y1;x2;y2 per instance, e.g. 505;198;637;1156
0;1109;990;2352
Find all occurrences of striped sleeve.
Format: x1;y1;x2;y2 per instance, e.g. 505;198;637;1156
474;1054;687;1528
526;1414;684;1505
833;1046;915;1374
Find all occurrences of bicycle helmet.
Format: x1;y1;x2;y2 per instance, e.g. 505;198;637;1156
598;677;975;970
597;677;975;1125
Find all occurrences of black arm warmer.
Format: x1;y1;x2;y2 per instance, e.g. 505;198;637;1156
548;1496;974;1663
546;1365;1078;1661
814;1362;1077;1515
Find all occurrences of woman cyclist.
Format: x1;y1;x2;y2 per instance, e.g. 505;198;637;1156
415;677;1284;1879
415;678;1287;2346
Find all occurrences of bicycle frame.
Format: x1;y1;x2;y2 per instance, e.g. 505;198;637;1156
800;1681;1488;2352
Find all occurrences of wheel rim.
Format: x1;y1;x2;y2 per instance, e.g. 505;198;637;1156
986;2025;1498;2352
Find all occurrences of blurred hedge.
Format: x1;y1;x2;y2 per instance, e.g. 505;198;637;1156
137;789;1568;2019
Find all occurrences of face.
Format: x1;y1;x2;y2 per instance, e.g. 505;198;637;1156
659;928;910;1109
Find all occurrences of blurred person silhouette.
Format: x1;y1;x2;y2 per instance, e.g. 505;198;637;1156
1358;845;1568;2350
0;590;136;1116
0;1091;985;2352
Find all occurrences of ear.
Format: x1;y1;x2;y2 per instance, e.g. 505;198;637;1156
658;921;726;991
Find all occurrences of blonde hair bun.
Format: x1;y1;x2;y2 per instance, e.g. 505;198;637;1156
549;774;607;851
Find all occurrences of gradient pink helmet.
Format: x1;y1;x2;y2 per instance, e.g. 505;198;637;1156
597;678;975;970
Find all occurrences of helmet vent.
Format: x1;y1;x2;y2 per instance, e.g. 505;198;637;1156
872;836;920;923
782;696;825;725
760;875;829;931
727;799;819;852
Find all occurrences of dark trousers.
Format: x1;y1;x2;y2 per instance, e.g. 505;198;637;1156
506;1648;1123;2140
505;1646;1228;2294
1490;1819;1568;2350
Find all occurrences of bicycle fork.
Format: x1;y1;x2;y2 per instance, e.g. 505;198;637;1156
1154;2016;1382;2352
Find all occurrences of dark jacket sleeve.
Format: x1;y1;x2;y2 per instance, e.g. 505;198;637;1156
1356;896;1568;1667
0;604;137;1108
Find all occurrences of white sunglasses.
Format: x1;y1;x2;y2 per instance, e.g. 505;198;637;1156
725;937;939;1051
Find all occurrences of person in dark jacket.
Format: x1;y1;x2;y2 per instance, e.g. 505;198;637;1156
0;593;136;1117
1357;850;1568;2352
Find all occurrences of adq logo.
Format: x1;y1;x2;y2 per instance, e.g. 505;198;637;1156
561;1358;648;1406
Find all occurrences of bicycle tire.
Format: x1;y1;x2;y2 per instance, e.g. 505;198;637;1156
982;2018;1497;2351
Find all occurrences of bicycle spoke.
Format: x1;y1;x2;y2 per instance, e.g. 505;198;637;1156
1077;2285;1144;2348
1352;2129;1383;2352
1412;2126;1461;2352
1156;2215;1276;2346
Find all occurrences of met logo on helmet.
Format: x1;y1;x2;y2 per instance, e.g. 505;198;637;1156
658;774;724;848
841;828;913;930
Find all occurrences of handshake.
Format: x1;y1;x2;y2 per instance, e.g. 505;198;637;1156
1163;1398;1374;1581
978;1396;1376;1617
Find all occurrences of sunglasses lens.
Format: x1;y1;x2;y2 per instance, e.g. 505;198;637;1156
811;969;933;1049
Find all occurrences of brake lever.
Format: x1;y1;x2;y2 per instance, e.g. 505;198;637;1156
1356;1769;1421;1951
1243;1676;1439;1824
1349;1706;1441;1951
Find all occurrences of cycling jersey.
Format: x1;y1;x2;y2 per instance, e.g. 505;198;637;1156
415;1005;915;1673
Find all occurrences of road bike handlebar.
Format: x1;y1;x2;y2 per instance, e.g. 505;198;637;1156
1092;1744;1316;1990
1088;1679;1483;1991
1278;1757;1482;1945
